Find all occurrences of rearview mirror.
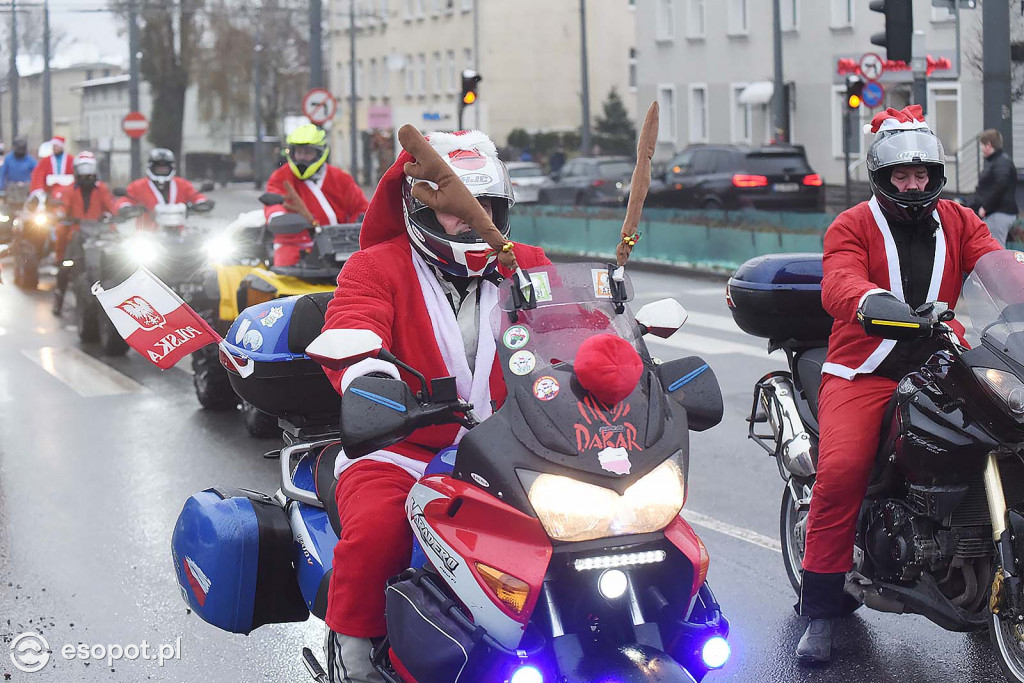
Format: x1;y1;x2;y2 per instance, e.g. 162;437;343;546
657;356;723;432
636;298;688;338
306;329;384;370
266;212;312;235
259;192;285;206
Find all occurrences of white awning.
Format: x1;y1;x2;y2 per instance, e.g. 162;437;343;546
738;81;774;106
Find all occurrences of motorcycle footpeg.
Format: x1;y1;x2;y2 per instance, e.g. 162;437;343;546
301;647;330;683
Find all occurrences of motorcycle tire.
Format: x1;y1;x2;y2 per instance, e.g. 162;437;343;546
990;608;1024;682
74;278;100;343
192;342;237;410
242;401;280;438
98;314;129;356
15;245;38;290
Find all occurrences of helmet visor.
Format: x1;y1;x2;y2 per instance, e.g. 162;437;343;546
867;129;945;172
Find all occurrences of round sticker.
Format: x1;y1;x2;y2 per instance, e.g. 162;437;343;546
1015;251;1024;264
503;325;530;350
242;329;264;352
532;376;560;401
509;350;537;376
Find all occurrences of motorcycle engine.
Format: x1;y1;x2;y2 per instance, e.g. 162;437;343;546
864;500;941;583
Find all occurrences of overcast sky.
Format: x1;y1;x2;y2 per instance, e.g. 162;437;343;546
51;2;127;65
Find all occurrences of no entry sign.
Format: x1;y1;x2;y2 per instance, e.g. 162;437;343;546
122;111;148;139
302;88;337;125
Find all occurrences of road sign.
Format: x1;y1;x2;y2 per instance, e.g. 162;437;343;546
862;81;885;108
859;53;886;81
302;88;337;125
122;111;148;139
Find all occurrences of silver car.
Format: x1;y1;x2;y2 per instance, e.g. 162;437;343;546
506;161;547;204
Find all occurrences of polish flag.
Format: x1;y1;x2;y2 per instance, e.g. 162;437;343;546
93;267;252;376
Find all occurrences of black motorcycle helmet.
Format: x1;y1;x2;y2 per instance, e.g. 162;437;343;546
866;111;946;223
147;148;176;184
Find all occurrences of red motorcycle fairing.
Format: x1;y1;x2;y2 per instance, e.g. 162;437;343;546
664;516;710;599
412;474;553;634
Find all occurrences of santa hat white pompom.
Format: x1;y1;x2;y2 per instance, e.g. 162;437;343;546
424;130;497;159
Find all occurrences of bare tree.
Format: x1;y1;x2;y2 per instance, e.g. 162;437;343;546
963;0;1024;102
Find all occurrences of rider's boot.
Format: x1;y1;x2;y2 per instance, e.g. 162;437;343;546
794;569;845;664
324;629;384;683
52;269;67;316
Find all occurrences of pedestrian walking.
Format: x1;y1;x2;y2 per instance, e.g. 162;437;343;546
972;129;1018;247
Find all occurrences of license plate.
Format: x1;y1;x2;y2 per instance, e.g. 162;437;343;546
774;183;800;193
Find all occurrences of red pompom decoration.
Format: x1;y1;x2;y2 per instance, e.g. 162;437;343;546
574;334;643;405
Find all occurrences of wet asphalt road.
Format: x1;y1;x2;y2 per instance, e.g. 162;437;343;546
0;186;1011;682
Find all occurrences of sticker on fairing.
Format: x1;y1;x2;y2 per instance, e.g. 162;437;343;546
592;268;613;298
509;350;536;376
532;376;560;401
529;272;554;303
260;305;284;328
598;446;632;475
1016;251;1024;264
234;318;252;344
242;329;264;352
503;325;530;350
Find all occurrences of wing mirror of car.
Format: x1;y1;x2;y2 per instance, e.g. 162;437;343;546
200;181;216;193
112;186;128;197
259;192;285;206
266;212;312;235
657;356;724;432
305;329;384;370
635;298;688;338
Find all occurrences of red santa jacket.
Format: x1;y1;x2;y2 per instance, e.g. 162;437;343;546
264;163;368;248
821;196;1001;380
321;150;548;464
29;153;72;195
55;182;118;222
119;177;208;230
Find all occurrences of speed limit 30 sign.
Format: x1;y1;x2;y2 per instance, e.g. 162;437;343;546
302;88;337;125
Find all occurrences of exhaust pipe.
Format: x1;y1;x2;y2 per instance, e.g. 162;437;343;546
755;375;815;479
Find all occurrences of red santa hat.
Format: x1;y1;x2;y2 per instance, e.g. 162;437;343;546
359;129;498;250
51;135;66;146
864;105;931;135
574;334;643;405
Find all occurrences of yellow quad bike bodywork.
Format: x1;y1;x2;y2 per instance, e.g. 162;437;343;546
215;265;335;324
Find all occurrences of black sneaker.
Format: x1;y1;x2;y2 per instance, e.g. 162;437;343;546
796;617;832;663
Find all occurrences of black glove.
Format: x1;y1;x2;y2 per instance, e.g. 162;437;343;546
857;292;931;340
190;200;215;214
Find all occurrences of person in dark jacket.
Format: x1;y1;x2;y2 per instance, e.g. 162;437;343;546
972;128;1018;246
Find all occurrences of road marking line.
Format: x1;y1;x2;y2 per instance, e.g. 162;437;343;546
683;510;782;554
649;332;778;361
22;346;145;397
684;312;744;335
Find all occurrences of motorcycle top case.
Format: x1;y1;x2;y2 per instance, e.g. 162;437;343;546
727;252;832;342
171;487;308;634
222;292;339;418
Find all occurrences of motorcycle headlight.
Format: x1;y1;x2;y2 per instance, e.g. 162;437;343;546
974;367;1024;418
122;235;162;266
32;213;48;227
520;455;686;542
203;235;236;264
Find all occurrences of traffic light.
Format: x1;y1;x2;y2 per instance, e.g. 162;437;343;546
458;70;481;129
869;0;913;63
846;76;865;110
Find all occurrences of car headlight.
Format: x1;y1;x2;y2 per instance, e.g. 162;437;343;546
521;456;686;542
974;367;1024;418
122;235;162;266
203;235;236;264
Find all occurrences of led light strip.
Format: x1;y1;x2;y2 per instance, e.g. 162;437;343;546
573;550;667;571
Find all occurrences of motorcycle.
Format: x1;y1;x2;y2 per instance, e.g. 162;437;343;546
189;192;360;438
728;250;1024;682
0;180;30;245
172;261;732;682
8;175;71;289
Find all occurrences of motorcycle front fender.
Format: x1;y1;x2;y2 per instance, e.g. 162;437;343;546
562;644;698;683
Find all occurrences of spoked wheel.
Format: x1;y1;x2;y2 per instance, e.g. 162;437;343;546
781;479;812;595
242;401;280;438
990;574;1024;682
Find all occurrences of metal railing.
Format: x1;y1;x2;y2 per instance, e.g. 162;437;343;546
951;133;982;194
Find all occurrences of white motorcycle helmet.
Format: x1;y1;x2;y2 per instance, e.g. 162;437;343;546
147;148;176;184
402;130;514;277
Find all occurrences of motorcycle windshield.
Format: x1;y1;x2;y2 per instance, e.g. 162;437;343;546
962;250;1024;363
492;263;642;389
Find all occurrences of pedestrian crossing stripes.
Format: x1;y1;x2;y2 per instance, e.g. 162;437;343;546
22;346;145;398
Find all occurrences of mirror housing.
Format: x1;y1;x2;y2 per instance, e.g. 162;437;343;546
657;356;723;432
306;329;384;370
259;192;285;207
636;298;688;338
266;212;312;235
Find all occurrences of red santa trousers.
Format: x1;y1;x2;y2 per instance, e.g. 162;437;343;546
802;372;899;574
325;459;416;637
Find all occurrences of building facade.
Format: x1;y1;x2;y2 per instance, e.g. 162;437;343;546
636;0;987;191
328;0;637;181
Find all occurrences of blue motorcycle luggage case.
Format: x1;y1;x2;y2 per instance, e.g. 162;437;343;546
727;252;831;342
171;487;308;634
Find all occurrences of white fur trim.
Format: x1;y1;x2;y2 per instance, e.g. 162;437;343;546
334;448;428;481
340;357;400;393
425;130;497;158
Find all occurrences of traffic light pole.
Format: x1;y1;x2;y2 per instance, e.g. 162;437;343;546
983;0;1013;159
844;107;852;210
129;0;142;180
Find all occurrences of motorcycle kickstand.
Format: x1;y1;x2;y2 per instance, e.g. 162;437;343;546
301;647;330;683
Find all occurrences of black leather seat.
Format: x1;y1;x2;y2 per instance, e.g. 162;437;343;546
288;291;335;354
795;347;827;421
314;442;343;537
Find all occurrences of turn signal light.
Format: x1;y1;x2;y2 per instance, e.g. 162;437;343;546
731;174;768;188
476;563;530;614
802;174;823;187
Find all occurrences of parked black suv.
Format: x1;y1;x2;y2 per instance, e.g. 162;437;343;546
536;156;633;206
651;144;824;211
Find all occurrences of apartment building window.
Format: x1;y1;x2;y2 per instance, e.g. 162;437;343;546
369;58;378;98
689;85;708;143
780;0;798;31
416;0;426;18
464;47;474;70
730;84;752;143
686;0;705;39
931;5;955;22
431;0;440;16
656;0;675;41
404;54;414;96
445;0;454;13
418;53;427;95
380;55;391;98
433;51;443;93
830;0;852;28
446;50;457;92
380;0;388;22
628;48;637;91
929;84;960;155
728;0;748;35
462;0;472;11
657;85;677;144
